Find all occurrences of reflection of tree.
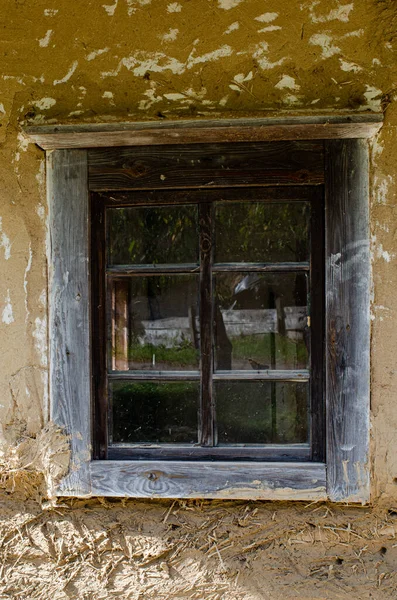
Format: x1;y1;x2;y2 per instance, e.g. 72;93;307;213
215;201;310;263
108;206;198;264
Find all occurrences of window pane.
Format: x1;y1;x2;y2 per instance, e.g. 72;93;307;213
107;205;199;265
214;272;308;370
216;381;309;444
215;201;310;263
109;275;200;371
110;381;199;444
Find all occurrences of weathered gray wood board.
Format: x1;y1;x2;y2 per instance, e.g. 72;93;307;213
88;141;324;190
47;149;92;496
89;461;326;499
24;115;382;150
325;139;370;503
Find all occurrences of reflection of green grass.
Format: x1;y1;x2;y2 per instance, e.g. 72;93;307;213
231;333;307;367
129;341;198;367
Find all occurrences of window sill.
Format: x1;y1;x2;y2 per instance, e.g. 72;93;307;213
57;460;327;500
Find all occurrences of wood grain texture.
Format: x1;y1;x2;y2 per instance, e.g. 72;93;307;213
88;141;324;190
89;460;326;499
107;445;311;461
47;149;92;495
325;139;370;503
24;115;382;150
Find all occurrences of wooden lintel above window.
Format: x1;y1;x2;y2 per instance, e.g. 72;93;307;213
24;114;382;150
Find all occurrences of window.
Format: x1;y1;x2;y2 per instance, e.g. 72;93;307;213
26;116;380;501
92;186;324;464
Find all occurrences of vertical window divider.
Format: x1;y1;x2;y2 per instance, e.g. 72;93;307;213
199;201;214;446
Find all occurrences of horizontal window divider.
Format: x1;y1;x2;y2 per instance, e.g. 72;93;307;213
106;263;200;275
107;444;311;461
108;370;201;380
213;370;309;381
213;262;310;272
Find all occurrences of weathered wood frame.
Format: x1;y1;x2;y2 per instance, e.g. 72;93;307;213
34;116;377;501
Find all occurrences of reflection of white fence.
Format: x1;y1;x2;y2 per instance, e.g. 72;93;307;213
139;308;307;348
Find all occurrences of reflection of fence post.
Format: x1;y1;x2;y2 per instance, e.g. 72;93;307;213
112;280;129;371
188;306;199;350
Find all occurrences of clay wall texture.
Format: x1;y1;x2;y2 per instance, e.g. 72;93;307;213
0;0;396;597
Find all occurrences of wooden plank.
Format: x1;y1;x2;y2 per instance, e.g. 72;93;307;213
213;370;309;381
199;202;214;446
325;139;370;503
108;370;200;380
213;262;310;272
98;186;321;207
108;445;311;461
47;149;92;495
24;115;383;150
88;141;324;190
91;195;108;459
107;264;200;275
89;460;327;499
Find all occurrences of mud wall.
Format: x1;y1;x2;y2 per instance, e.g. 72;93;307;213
0;0;397;597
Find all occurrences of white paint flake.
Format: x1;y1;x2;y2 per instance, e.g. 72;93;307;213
218;0;244;9
363;85;382;111
258;25;282;32
310;3;354;23
167;2;181;12
275;75;300;90
86;48;110;61
17;131;29;152
376;243;394;263
53;61;78;85
33;316;48;367
229;71;253;91
36;204;45;221
252;42;286;70
103;0;118;15
224;22;239;34
2;290;14;325
103;91;113;99
309;33;340;58
44;9;58;16
374;175;394;205
339;59;362;73
33;97;56;110
24;242;32;323
283;94;300;105
255;12;278;23
164;92;186;100
103;45;233;78
0;103;5;115
160;28;179;43
39;29;53;47
0;217;11;260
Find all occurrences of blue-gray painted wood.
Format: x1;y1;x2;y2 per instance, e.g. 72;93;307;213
325;139;370;503
47;149;92;496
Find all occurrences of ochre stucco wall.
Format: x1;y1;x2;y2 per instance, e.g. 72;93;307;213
0;1;397;597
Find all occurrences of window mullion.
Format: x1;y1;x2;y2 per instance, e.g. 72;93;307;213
199;201;214;446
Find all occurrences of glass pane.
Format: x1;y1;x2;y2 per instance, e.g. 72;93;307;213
215;201;310;263
111;381;199;443
109;275;200;371
107;205;199;265
214;272;308;370
216;381;309;444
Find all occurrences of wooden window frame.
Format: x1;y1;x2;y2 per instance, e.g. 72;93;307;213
25;116;381;501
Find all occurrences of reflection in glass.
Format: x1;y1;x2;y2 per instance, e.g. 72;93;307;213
107;205;199;265
111;381;199;443
215;201;310;263
214;273;308;370
109;275;200;371
216;381;308;444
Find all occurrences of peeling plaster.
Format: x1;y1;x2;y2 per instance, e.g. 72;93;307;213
0;217;11;260
310;3;354;24
53;61;78;85
218;0;244;10
24;243;32;324
275;75;300;90
33;97;56;110
309;33;341;59
255;12;279;23
32;316;48;368
38;29;53;48
86;48;110;61
252;42;286;70
224;22;239;34
2;290;14;325
167;3;181;13
160;29;179;43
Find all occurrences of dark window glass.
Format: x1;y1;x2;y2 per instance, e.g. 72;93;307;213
111;381;199;444
215;201;310;263
214;272;308;370
107;205;199;265
109;275;200;371
216;381;309;444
